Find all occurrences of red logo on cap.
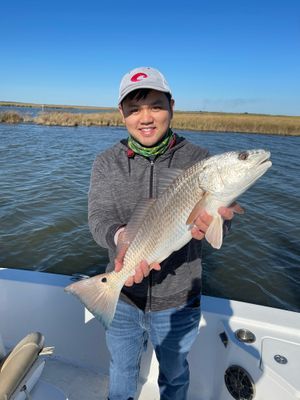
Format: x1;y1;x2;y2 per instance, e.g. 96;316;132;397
131;72;148;82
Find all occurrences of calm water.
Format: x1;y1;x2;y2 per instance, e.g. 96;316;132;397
0;105;115;117
0;123;299;312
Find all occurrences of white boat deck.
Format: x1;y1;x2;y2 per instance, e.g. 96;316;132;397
38;358;108;400
37;357;161;400
1;268;300;400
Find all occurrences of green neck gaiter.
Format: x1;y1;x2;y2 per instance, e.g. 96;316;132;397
127;128;174;158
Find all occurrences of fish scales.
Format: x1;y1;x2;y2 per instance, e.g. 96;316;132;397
65;149;272;329
122;162;203;276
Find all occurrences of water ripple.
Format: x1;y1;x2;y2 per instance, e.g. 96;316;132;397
0;124;299;312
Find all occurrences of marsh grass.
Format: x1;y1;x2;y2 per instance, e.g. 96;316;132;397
0;111;24;123
172;112;300;135
34;111;124;127
1;109;299;135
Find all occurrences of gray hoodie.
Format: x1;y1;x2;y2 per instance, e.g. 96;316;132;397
88;134;209;311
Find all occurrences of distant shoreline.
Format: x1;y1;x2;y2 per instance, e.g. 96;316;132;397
0;100;116;111
1;102;299;136
0;100;299;117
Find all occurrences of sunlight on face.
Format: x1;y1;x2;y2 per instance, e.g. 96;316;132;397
119;90;174;147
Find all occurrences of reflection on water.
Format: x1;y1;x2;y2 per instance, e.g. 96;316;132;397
0;123;299;312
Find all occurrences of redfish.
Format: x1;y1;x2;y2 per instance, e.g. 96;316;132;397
65;149;272;329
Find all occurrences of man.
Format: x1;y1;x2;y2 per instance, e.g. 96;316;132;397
88;67;237;400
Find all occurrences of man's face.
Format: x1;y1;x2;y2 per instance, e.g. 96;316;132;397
119;89;174;147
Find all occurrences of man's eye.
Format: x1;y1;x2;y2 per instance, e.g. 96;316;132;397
152;106;161;111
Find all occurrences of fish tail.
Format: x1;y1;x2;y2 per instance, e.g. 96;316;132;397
64;272;122;329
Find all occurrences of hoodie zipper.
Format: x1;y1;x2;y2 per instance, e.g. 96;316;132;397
148;156;156;311
149;157;155;199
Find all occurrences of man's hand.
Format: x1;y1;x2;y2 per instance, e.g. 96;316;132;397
191;202;243;240
114;230;161;287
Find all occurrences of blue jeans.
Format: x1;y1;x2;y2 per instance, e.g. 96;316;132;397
106;298;201;400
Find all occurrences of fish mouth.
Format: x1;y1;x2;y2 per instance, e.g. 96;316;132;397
244;151;272;190
236;150;272;195
256;151;272;171
239;149;272;171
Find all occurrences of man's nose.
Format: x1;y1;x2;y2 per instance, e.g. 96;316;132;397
140;108;154;123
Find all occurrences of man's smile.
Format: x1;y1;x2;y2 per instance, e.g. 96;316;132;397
139;127;156;135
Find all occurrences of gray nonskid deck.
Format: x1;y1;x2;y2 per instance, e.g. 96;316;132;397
39;358;108;400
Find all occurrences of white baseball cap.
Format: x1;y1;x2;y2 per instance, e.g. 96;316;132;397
118;66;172;104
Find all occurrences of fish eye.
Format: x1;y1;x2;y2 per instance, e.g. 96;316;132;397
238;151;249;160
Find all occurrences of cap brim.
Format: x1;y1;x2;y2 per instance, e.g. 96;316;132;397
118;83;171;104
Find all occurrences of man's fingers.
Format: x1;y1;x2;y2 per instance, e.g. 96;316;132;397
231;203;245;215
150;262;161;272
124;276;135;287
134;263;147;283
191;210;212;240
218;202;244;220
218;206;234;220
140;260;151;277
114;242;130;272
124;261;161;286
193;219;209;233
114;258;123;273
194;211;213;227
114;250;126;272
116;243;128;260
191;226;205;240
124;261;149;286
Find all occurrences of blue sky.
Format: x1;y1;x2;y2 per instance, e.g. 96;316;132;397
1;0;299;115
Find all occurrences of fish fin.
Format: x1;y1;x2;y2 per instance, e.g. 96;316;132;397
205;214;224;249
186;192;207;225
117;199;156;254
157;168;184;196
65;272;121;329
